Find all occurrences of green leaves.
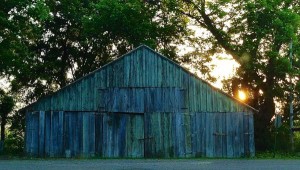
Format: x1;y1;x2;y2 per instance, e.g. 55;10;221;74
0;0;190;102
85;0;156;48
171;0;300;150
27;0;52;21
0;94;14;117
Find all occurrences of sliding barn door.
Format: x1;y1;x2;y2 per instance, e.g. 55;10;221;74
100;113;144;158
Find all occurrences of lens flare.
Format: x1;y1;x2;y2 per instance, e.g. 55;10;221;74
238;90;247;101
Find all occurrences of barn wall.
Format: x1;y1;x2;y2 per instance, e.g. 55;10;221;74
26;111;254;158
25;46;255;158
28;46;251;113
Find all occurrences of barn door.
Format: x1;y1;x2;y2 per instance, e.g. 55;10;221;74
143;88;186;158
98;87;184;158
63;111;95;157
101;113;144;158
64;112;83;157
44;111;64;157
213;113;227;157
144;112;174;158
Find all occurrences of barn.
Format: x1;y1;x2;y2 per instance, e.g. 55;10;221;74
24;45;255;158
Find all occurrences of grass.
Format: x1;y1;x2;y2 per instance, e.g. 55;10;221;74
255;151;300;159
2;150;300;160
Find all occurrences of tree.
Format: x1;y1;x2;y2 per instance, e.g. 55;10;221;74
0;1;31;76
0;90;14;141
0;1;191;154
1;0;190;103
168;0;300;150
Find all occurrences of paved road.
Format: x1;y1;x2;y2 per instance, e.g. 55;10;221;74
1;159;300;170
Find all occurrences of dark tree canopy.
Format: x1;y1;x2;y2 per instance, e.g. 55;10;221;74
167;0;300;150
0;89;15;141
0;0;190;102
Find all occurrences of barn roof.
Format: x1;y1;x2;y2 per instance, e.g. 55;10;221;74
22;45;257;112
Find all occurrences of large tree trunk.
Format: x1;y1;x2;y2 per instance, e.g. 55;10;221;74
1;115;6;141
255;94;275;150
254;56;276;150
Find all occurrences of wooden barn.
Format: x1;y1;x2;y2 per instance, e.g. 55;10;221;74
24;45;255;158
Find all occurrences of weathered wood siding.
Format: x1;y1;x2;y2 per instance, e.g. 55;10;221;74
27;46;251;113
26;111;254;158
25;45;255;158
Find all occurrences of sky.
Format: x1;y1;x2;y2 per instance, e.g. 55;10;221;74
178;25;239;89
209;54;239;88
0;78;9;91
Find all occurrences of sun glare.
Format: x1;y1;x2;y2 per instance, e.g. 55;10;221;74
238;90;247;101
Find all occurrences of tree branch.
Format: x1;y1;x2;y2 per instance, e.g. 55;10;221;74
183;0;240;61
178;10;207;28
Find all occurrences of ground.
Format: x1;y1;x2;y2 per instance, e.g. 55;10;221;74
1;159;300;170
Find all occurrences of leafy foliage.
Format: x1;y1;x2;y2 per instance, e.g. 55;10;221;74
0;0;192;154
1;0;190;103
2;0;300;153
0;89;15;141
168;0;300;150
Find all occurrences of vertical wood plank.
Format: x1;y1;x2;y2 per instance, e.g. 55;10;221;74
138;49;143;87
102;113;108;157
243;112;250;156
222;112;227;157
163;112;173;158
205;112;213;157
95;113;103;156
50;111;62;157
190;113;196;157
58;111;64;156
38;111;45;157
206;87;212;112
78;112;83;156
44;111;51;156
200;113;207;157
93;73;98;111
27;112;39;157
144;112;153;158
89;113;95;156
173;112;185;157
184;113;192;157
239;112;245;157
213;113;222;157
226;113;234;158
157;55;162;87
154;51;158;86
83;112;89;157
249;112;255;157
63;112;70;156
118;114;126;157
201;84;207;111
